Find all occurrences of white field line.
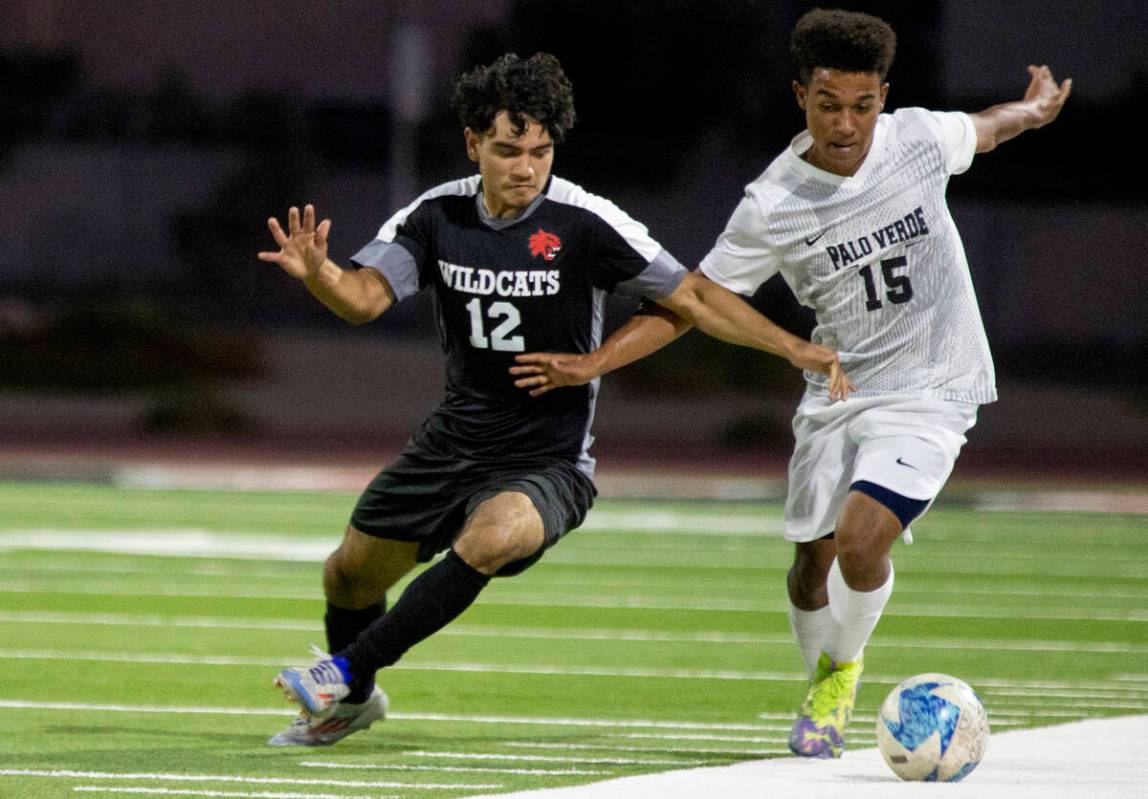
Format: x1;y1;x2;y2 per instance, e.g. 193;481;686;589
469;595;1148;622
977;707;1110;719
503;741;790;757
296;763;610;776
0;769;498;790
4;527;1147;579
2;649;1148;698
0;582;320;600
0;698;1099;746
403;752;705;767
0;610;320;632
3;610;1147;656
0;700;793;731
582;512;785;535
3;582;1146;621
73;787;396;799
6;564;1148;603
0;531;334;561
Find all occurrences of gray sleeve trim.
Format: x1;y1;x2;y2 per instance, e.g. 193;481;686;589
350;239;420;302
613;248;688;300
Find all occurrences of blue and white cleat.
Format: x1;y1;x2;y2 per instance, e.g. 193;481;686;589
274;645;352;718
267;686;388;747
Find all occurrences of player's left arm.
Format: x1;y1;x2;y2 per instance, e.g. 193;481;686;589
513;272;855;400
969;65;1072;153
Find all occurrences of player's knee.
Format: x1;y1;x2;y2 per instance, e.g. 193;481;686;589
323;550;382;606
454;524;541;576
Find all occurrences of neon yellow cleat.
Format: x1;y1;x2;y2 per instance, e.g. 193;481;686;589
788;652;863;758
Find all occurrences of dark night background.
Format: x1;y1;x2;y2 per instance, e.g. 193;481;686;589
1;0;1146;475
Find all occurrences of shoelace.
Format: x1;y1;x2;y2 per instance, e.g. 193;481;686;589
305;645;345;687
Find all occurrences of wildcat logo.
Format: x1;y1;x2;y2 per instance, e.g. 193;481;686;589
529;229;562;261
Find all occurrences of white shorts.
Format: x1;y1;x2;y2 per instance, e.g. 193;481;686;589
783;394;978;543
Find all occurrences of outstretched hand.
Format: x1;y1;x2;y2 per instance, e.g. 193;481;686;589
510;352;601;397
258;204;331;281
787;341;856;401
1022;64;1072;129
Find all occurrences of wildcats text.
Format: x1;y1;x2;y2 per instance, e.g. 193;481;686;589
439;260;560;297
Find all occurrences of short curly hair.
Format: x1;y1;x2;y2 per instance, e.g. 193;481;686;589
451;52;577;143
790;8;896;85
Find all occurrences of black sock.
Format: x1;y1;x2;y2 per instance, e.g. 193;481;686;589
339;549;490;679
324;599;386;704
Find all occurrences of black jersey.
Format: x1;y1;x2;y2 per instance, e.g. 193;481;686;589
351;175;686;475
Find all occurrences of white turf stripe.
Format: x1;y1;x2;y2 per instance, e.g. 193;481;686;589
480;595;1148;622
505;741;789;757
394;712;767;731
297;762;609;776
8;564;1148;604
0;611;320;632
0;700;780;731
73;788;394;799
4;582;1145;622
0;531;332;561
2;610;1146;656
404;751;705;767
0;583;319;600
3;651;1147;699
583;512;783;535
0;649;288;667
6;528;1147;581
0;699;1110;731
0;769;497;790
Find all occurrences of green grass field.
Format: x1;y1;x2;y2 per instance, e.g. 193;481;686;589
0;480;1145;798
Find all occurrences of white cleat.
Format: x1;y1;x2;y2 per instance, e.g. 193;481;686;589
267;687;388;747
273;645;351;718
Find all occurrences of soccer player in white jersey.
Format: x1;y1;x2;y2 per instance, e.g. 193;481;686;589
257;52;851;748
511;9;1071;759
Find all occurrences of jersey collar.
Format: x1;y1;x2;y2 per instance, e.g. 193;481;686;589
474;176;553;230
787;114;890;187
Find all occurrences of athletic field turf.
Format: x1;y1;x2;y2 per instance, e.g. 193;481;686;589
0;480;1145;798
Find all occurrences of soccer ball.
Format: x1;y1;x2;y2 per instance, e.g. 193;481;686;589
875;673;989;782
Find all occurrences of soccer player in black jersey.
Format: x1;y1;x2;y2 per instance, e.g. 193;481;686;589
258;52;853;746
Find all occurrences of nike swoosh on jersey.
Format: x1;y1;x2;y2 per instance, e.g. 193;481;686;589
804;232;826;246
895;457;920;471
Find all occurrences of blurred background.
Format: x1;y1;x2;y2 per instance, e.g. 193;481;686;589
1;0;1146;482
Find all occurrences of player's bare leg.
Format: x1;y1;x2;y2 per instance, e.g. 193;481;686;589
789;491;901;758
453;491;546;575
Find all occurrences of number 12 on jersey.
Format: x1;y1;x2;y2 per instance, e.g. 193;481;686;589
466;298;525;352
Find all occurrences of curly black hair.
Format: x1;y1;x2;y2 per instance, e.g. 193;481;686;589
790;8;897;85
451;52;577;143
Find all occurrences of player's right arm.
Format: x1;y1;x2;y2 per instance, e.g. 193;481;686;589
511;304;689;396
258;204;395;324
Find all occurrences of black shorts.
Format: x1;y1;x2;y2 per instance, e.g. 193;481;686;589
350;443;596;576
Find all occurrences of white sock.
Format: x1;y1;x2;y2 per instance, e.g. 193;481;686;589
825;558;894;664
788;603;834;678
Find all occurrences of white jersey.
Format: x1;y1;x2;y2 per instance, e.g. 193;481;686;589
700;108;996;404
